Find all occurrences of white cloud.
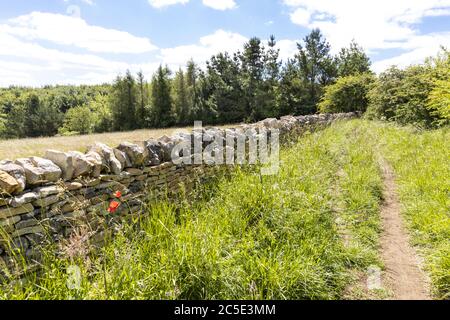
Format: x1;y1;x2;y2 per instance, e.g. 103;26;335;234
0;12;161;86
148;0;189;8
372;32;450;72
283;0;450;71
290;8;311;27
160;29;248;68
202;0;237;10
148;0;237;10
2;12;156;54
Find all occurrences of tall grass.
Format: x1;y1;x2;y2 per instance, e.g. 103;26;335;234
374;124;450;299
1;121;384;300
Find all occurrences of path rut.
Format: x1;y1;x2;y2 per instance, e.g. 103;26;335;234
379;160;431;300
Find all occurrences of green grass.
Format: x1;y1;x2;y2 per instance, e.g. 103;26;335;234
1;119;448;300
373;123;450;299
0;120;383;300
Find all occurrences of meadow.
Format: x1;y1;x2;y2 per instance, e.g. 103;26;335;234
0;119;448;300
0;125;233;160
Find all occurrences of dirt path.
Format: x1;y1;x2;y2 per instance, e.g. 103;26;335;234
379;160;431;300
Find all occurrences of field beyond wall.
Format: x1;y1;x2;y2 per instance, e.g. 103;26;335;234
0;125;234;160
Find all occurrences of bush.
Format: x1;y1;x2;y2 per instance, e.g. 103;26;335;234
428;79;450;126
319;73;375;113
59;104;96;135
366;66;435;128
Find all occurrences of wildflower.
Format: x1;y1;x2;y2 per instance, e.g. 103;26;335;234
114;190;122;198
107;200;121;213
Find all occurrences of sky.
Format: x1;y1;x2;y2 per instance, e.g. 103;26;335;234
0;0;449;87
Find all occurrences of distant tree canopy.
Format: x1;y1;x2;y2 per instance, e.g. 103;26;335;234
0;30;447;140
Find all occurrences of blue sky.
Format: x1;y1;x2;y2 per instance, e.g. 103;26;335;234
0;0;449;87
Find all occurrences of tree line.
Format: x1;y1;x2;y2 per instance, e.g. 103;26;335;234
0;29;448;139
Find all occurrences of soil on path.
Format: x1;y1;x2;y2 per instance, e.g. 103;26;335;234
379;160;431;300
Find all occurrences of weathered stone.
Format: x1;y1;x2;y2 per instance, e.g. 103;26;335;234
90;194;109;205
15;219;38;230
34;185;63;198
85;151;103;177
12;225;45;238
117;142;145;167
80;177;101;187
113;149;132;169
19;209;39;221
126;168;143;176
0;161;26;193
0;216;21;233
9;192;39;208
61;200;89;213
46;150;95;180
157;136;177;162
33;195;61;208
15;157;62;185
135;175;147;181
88;143;123;175
45;150;74;181
100;174;122;182
144;139;163;165
64;181;83;191
25;233;46;245
0;203;34;219
69;151;94;177
0;170;21;195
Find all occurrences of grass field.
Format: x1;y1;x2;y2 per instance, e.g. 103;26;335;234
1;119;448;300
0;125;233;160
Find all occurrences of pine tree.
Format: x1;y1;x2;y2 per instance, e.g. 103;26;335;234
174;69;189;125
296;29;337;114
136;71;149;128
239;37;266;121
336;40;372;77
151;65;175;128
186;60;199;122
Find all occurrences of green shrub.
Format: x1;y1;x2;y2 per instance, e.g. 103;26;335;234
319;73;375;113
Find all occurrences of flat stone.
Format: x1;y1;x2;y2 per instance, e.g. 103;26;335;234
15;219;38;230
34;185;64;198
80;178;101;187
0;216;21;230
9;192;39;208
15;157;62;185
126;168;143;176
12;225;45;238
0;203;34;219
0;161;26;193
33;195;61;208
100;174;122;182
64;182;83;191
0;170;21;195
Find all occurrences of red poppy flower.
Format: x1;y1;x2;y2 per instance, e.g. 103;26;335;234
114;191;122;198
107;201;121;213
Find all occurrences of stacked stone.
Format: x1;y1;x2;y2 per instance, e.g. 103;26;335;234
0;112;357;273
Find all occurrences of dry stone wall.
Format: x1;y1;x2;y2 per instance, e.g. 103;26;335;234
0;112;357;275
